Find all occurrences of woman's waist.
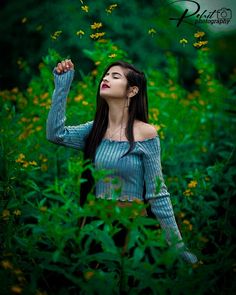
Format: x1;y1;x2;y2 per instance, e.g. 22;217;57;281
96;194;147;217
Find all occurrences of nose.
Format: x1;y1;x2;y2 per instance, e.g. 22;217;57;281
102;75;109;82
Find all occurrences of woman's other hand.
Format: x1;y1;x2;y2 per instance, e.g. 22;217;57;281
55;59;74;74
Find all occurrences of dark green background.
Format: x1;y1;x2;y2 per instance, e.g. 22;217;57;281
1;0;236;90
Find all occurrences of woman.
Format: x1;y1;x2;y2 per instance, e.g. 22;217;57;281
46;59;198;264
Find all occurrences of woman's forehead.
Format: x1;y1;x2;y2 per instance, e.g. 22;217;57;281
106;65;125;75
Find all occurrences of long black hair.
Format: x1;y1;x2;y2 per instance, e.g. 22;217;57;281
79;61;149;206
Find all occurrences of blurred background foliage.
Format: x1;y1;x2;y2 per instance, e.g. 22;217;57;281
1;0;236;90
1;0;236;294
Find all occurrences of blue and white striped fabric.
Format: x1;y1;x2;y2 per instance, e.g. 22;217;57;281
46;69;198;264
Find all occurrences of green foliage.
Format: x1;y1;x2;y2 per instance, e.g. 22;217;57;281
2;0;236;90
0;38;236;294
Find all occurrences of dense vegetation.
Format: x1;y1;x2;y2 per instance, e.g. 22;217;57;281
1;1;236;294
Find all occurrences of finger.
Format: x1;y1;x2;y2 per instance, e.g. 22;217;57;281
64;59;72;70
56;63;63;73
65;59;71;70
59;62;64;72
68;60;74;69
61;61;66;70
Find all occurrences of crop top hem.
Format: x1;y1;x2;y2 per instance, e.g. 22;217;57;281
96;194;144;202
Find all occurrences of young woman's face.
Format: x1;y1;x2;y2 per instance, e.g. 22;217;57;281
100;66;129;100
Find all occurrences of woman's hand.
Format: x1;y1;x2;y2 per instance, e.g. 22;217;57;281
55;59;74;74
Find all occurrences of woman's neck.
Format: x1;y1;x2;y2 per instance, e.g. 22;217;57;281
107;102;129;130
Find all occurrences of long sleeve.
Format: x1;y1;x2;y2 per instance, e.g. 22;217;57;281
143;137;198;264
46;69;94;151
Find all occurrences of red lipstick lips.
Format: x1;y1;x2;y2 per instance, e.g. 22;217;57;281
101;83;110;89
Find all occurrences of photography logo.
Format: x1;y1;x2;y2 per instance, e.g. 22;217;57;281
168;0;232;27
197;7;232;25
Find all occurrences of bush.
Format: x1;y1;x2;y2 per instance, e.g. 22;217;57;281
0;37;235;294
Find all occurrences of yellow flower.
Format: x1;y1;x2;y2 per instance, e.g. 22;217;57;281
109;54;117;58
40;206;47;212
179;41;188;50
36;126;42;132
90;32;106;39
106;4;118;13
11;87;19;93
13;210;21;216
178;211;185;218
97;38;107;43
170;93;177;99
154;125;161;132
92;69;98;76
95;61;101;66
193;41;208;48
169;86;176;91
188;180;197;188
20;117;29;122
194;31;205;38
180;38;188;44
192;260;204;269
82;101;88;106
11;286;23;294
84;271;95;280
41;164;48;172
29;161;37;166
91;22;103;30
183;219;193;231
39;154;48;162
51;31;62;40
15;153;25;163
74;94;84;102
21;17;27;24
32;117;40;122
208;87;215;93
1;260;13;269
159;131;165;140
183;189;193;197
148;28;157;36
22;162;29;168
41;92;49;99
76;30;85;38
81;5;89;12
198;100;205;106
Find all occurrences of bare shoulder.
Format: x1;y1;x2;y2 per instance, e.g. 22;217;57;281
134;120;157;141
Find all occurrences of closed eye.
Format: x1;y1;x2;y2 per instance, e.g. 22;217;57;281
104;72;123;79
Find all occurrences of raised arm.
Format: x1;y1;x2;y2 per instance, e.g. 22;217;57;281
143;137;198;264
46;59;93;151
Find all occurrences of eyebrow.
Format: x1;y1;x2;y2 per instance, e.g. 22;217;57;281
105;72;123;77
